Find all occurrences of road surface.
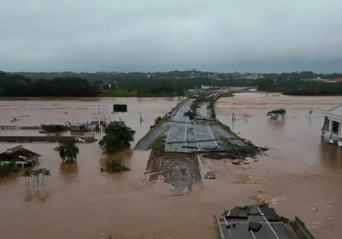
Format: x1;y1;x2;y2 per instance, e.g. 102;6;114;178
135;97;246;152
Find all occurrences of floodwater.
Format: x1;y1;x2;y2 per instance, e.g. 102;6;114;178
216;93;342;239
0;94;341;239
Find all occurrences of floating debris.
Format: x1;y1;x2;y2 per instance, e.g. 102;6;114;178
204;172;216;179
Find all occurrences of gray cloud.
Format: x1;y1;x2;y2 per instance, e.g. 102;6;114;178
1;0;342;72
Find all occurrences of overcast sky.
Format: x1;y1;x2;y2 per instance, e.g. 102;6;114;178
1;0;342;73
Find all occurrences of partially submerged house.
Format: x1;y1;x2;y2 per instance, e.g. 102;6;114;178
40;124;67;133
69;124;87;132
216;204;314;239
0;145;41;168
321;105;342;143
68;121;104;132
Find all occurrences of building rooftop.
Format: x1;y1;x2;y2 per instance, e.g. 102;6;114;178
324;105;342;119
217;204;314;239
0;145;41;163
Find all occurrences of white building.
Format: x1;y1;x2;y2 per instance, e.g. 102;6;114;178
322;105;342;143
201;85;214;90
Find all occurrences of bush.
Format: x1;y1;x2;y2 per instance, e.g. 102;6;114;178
105;158;130;172
41;124;66;132
99;122;135;154
0;164;12;177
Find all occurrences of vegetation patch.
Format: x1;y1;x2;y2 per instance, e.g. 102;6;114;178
0;164;19;178
0;72;97;97
135;114;170;149
256;76;342;96
57;138;80;164
99;122;135;154
267;109;286;120
152;116;169;128
219;91;235;98
102;157;130;172
41;124;67;133
22;168;51;187
100;90;179;97
151;138;164;151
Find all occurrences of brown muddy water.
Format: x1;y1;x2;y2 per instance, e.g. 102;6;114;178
0;94;341;239
216;93;342;239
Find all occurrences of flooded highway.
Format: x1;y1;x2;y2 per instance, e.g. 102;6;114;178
0;94;342;238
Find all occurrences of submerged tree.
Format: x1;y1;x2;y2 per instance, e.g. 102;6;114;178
22;168;51;187
104;157;130;172
22;169;33;188
99;134;122;154
99;122;135;154
41;168;51;186
104;122;135;145
57;138;80;164
267;109;286;120
33;169;42;186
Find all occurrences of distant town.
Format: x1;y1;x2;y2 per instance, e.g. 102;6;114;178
2;70;342;97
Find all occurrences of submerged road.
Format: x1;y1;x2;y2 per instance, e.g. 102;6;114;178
165;99;231;153
135;97;245;151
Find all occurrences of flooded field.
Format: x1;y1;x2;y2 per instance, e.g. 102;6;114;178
0;94;341;239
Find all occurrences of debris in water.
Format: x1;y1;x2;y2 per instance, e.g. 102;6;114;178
232;160;241;165
203;153;225;160
205;172;216;179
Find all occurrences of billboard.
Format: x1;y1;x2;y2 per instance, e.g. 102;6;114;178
113;104;127;112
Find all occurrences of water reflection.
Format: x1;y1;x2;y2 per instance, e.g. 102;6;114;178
267;118;285;132
24;189;51;203
0;173;20;185
320;142;342;169
59;163;79;183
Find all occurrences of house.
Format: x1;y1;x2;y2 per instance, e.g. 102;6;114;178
321;105;342;143
40;124;67;133
201;85;215;90
69;124;87;132
216;204;314;239
0;145;41;168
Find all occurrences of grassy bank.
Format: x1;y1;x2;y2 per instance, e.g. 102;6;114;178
219;91;235;98
208;91;235;118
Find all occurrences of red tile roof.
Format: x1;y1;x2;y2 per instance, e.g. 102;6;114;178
0;145;41;162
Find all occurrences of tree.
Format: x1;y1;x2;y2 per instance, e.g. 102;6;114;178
104;157;130;172
256;77;275;91
99;122;135;154
41;168;51;186
104;122;135;145
22;169;33;188
33;169;42;186
57;138;79;164
99;134;122;154
267;109;286;120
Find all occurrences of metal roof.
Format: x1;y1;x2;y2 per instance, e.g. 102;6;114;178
323;105;342;120
216;204;314;239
